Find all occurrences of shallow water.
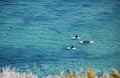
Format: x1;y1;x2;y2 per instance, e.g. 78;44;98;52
0;0;120;77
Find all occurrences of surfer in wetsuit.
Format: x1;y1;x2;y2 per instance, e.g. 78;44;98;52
70;44;74;49
83;40;89;43
75;34;78;39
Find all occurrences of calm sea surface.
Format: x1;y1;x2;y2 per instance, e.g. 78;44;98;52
0;0;120;77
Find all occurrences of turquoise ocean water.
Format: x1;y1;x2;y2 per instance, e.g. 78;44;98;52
0;0;120;77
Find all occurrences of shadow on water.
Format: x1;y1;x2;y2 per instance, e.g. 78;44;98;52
51;9;71;16
48;28;62;34
0;0;28;7
82;4;91;7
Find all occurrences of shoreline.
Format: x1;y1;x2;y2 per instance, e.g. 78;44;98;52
0;67;120;78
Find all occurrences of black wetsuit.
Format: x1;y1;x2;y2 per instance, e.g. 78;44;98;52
75;35;78;38
71;45;74;49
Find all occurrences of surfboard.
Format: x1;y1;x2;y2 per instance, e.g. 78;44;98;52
67;47;76;50
72;37;80;40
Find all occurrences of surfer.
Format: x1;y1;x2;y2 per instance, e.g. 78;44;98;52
70;44;74;49
75;34;78;39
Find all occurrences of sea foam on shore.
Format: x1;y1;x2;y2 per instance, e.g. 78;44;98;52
0;67;38;78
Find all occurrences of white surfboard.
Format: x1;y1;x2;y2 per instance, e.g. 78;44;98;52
67;47;77;50
80;41;84;43
89;41;94;43
72;37;80;40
